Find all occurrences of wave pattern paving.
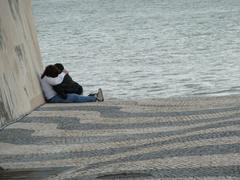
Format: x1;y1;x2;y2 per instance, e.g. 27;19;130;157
1;96;240;179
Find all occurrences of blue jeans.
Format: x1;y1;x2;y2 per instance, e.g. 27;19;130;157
48;93;96;103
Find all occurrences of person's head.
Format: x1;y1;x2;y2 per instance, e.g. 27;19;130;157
54;63;64;73
41;65;60;79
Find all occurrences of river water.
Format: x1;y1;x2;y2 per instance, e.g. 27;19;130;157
32;0;240;100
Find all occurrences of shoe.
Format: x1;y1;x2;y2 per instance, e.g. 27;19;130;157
88;93;96;96
96;88;104;102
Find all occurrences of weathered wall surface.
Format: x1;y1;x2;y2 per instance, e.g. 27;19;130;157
0;0;45;127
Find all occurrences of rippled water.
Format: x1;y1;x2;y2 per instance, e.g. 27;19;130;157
33;0;240;100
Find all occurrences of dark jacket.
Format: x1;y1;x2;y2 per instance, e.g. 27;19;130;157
53;74;83;99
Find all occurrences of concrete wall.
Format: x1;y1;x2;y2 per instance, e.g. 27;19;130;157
0;0;45;127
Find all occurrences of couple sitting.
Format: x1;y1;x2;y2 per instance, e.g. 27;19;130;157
40;63;104;103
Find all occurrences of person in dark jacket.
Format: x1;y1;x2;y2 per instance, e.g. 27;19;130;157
54;63;83;97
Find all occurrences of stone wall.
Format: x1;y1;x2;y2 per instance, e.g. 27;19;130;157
0;0;44;127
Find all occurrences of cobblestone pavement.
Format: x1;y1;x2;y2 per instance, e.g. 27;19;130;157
1;96;240;179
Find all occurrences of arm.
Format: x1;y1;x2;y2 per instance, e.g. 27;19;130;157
45;72;65;85
52;84;67;99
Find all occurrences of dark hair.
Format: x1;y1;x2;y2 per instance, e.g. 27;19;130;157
41;65;60;79
54;63;64;72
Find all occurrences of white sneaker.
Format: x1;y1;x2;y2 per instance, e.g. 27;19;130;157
96;88;104;102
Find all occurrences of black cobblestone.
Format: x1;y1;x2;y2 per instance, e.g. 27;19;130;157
21;115;240;130
37;105;240;118
1;131;240;163
79;143;240;171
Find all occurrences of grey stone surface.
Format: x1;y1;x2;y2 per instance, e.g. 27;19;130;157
0;97;240;179
37;105;240;118
1;119;239;145
21;114;238;130
71;166;240;179
1;133;239;163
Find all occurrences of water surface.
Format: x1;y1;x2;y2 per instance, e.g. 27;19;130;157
33;0;240;100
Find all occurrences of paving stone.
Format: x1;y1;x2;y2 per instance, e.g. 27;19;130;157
0;97;240;179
